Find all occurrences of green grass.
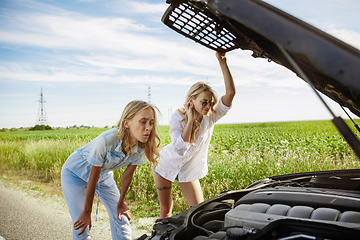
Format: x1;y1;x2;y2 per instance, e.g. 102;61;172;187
0;128;108;141
1;120;359;217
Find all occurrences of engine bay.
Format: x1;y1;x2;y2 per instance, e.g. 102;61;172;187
143;171;360;240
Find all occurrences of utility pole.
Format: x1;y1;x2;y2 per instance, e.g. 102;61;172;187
148;85;151;103
36;88;48;130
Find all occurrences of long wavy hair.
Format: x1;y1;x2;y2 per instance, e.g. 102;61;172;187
178;82;217;144
116;100;160;169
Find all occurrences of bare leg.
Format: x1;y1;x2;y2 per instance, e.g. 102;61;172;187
179;180;204;207
154;173;173;218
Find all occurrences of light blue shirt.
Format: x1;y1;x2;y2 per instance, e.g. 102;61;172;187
63;128;146;182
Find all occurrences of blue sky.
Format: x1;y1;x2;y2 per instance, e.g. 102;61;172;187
1;0;360;128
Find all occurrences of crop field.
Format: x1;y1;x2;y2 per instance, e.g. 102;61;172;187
1;120;359;217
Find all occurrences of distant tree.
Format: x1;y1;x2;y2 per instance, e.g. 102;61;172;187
104;125;108;128
29;125;52;131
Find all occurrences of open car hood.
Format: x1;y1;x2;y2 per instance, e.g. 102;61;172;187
162;0;360;117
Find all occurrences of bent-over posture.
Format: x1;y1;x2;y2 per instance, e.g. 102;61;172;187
61;100;160;239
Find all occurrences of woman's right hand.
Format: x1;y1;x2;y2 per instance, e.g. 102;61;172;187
73;210;92;235
185;100;194;121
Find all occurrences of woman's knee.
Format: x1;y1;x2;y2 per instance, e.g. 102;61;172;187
156;186;173;209
154;173;174;218
73;226;91;240
179;180;204;207
154;174;172;195
109;214;131;240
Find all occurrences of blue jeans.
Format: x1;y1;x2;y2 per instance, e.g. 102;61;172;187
61;168;131;240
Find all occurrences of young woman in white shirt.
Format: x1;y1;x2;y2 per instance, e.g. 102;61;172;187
61;100;160;239
154;52;236;218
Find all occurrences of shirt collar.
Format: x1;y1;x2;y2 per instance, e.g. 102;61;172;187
132;142;139;153
114;140;142;156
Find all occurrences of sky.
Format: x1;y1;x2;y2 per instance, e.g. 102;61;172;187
1;0;360;128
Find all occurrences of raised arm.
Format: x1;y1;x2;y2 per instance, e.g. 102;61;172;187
117;164;138;221
73;165;101;235
216;51;236;107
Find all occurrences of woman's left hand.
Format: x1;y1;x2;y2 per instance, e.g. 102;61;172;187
117;202;131;221
73;211;92;235
216;51;227;64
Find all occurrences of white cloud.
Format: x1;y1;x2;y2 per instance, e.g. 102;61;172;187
1;0;359;91
1;0;360;128
0;13;156;49
118;0;168;14
0;60;206;85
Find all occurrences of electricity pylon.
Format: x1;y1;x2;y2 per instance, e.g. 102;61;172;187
36;88;48;129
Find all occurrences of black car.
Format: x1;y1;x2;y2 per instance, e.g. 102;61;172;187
137;0;360;239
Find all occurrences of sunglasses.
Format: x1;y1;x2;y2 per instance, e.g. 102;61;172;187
199;100;214;107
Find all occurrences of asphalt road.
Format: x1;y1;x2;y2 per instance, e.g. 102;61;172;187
0;180;154;240
0;181;72;240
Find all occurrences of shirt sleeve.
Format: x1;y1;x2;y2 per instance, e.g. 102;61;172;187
87;135;107;167
169;111;191;156
209;96;232;124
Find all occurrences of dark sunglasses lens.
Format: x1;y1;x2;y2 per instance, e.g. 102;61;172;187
201;101;213;107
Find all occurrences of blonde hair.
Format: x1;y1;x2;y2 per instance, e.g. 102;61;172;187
116;100;160;169
178;82;217;144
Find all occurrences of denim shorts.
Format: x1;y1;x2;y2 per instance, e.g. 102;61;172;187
155;171;179;181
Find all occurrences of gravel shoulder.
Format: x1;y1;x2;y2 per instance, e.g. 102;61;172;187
0;176;156;240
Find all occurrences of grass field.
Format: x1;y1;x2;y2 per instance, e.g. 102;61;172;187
1;120;359;217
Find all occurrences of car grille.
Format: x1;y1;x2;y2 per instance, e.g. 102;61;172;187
161;1;240;52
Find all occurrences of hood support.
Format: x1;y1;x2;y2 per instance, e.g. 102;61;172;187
277;44;360;160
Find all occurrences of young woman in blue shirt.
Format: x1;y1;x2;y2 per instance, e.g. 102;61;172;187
61;100;160;240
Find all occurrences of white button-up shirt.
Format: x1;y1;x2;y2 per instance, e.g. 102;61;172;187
156;97;231;182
